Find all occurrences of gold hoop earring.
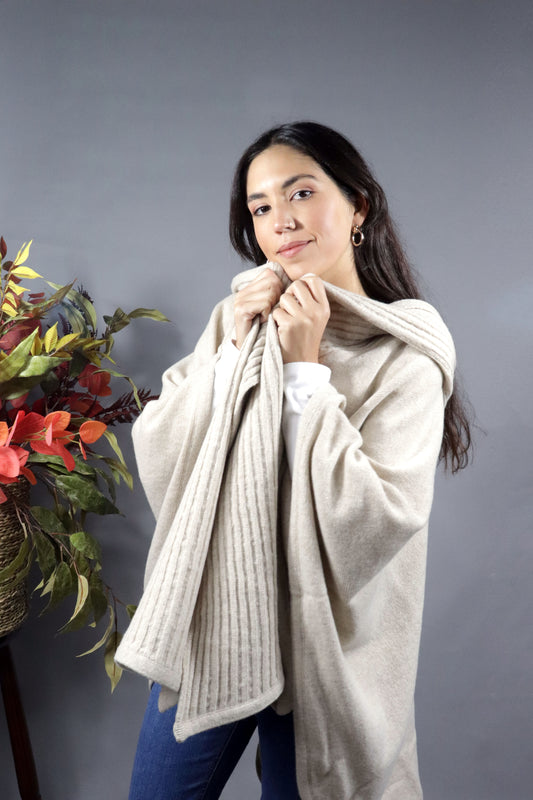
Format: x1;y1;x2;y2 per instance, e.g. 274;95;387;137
351;225;364;247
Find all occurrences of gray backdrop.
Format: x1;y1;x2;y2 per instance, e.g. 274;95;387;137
1;1;531;798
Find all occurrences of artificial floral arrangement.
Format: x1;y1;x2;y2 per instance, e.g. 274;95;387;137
0;237;167;689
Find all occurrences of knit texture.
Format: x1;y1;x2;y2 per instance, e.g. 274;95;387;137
116;262;455;799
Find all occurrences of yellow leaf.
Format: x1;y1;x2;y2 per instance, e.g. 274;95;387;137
7;281;28;296
44;322;58;352
13;240;32;267
31;335;42;355
1;301;17;318
55;332;80;350
11;265;42;279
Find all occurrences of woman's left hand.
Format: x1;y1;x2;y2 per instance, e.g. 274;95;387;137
272;274;330;363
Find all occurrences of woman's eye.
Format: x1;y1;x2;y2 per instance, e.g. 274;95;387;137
292;189;312;201
252;205;270;216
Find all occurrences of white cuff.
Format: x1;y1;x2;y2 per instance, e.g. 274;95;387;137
282;362;331;475
213;339;240;411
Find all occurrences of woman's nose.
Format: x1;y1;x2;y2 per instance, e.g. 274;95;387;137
273;209;296;232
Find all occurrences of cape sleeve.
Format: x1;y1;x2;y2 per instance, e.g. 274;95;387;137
288;344;446;602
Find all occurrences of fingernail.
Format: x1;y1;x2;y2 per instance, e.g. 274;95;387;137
302;272;316;278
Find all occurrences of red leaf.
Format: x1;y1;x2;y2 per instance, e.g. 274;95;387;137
20;466;37;485
0;319;40;352
31;439;76;471
78;364;112;396
0;237;7;259
10;411;45;443
64;393;103;417
10;393;29;410
0;446;20;479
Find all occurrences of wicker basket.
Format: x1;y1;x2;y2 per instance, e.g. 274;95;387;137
0;480;31;638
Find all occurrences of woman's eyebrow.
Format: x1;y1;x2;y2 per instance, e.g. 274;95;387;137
247;173;317;203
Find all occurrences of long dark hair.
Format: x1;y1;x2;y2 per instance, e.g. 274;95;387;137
229;121;472;472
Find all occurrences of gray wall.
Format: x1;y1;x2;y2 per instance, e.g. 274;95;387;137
1;1;531;798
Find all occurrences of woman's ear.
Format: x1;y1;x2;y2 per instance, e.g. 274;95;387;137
353;196;369;227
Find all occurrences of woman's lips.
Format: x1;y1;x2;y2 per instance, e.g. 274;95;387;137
276;240;309;258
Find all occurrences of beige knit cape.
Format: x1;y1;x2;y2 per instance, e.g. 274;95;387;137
116;262;455;800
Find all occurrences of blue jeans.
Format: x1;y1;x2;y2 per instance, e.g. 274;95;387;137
129;684;301;799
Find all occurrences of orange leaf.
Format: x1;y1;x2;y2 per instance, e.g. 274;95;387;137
79;420;107;444
44;410;71;433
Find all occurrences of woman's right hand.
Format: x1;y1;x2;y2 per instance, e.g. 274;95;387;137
233;268;283;349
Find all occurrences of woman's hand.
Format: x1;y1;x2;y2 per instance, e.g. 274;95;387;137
233;268;284;349
272;274;330;363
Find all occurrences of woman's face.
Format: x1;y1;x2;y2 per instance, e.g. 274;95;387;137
246;144;366;290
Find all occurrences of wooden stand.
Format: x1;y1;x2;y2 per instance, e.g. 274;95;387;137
0;635;42;800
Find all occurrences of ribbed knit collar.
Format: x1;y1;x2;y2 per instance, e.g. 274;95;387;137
231;263;456;398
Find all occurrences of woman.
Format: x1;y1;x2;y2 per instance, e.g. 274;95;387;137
116;122;471;799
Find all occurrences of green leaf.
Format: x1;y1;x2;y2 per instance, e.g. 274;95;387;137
31;281;74;313
0;328;38;383
62;574;90;626
31;505;67;534
73;552;90;578
54;505;73;530
93;466;117;502
33;530;58;583
103;307;130;334
0;347;65;399
60;601;93;632
18;354;64;378
127;307;170;323
28;452;97;478
0;538;32;583
70;531;102;561
78;604;114;657
39;368;61;394
40;571;56;598
68;288;98;331
104;631;123;692
54;474;120;515
60;301;89;336
45;282;98;332
101;456;133;490
1;373;59;400
126;604;137;620
68;350;89;379
42;561;76;613
89;574;109;625
102;429;126;466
